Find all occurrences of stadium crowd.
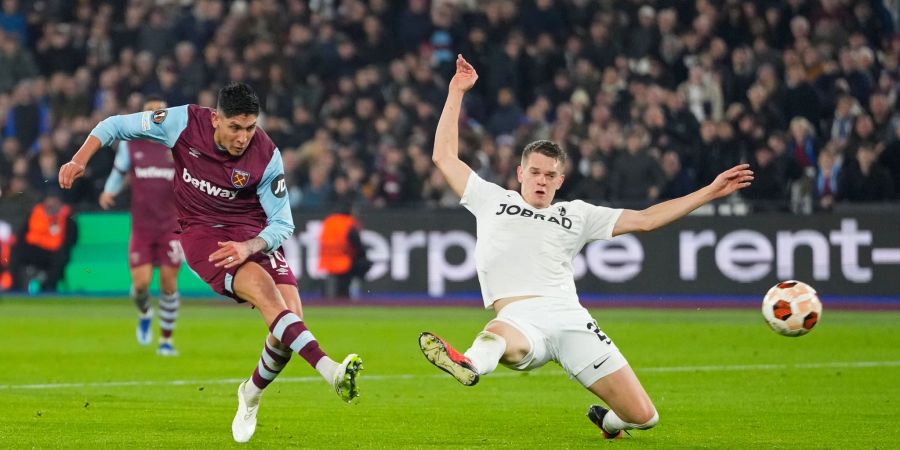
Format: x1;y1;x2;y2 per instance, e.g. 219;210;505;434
1;0;899;221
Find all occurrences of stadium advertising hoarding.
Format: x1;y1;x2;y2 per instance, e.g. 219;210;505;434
285;210;900;297
63;210;899;298
63;213;214;294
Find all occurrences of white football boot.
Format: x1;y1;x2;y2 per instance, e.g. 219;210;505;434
232;380;261;443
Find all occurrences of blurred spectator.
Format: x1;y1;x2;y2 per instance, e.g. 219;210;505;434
678;65;723;122
8;188;77;292
879;126;900;197
787;117;819;171
829;94;860;150
298;164;333;209
814;148;842;211
568;158;609;202
0;0;27;43
838;144;895;202
743;146;788;210
846;113;880;159
609;128;664;203
868;92;899;143
0;30;39;92
6;80;49;151
628;5;660;59
372;143;414;207
659;150;696;199
422;169;459;208
783;63;822;127
745;83;785;135
487;87;522;136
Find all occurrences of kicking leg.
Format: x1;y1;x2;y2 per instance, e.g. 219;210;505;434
130;264;153;346
156;264;180;356
584;364;658;438
232;263;351;382
230;263;362;441
276;283;362;402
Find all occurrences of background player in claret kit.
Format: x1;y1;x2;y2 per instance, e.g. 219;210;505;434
419;55;754;439
59;82;363;443
99;97;182;356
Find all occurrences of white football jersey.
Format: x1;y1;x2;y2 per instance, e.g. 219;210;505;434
461;173;623;308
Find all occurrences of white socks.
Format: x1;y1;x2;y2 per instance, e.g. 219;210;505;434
463;331;507;375
243;380;263;408
315;356;338;381
602;409;659;433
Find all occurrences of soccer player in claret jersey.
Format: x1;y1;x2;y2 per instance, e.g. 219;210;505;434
59;83;363;443
419;55;754;440
99;97;182;356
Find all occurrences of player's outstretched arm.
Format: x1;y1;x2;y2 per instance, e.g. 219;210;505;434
59;135;101;188
433;54;478;197
60;106;188;189
612;164;753;236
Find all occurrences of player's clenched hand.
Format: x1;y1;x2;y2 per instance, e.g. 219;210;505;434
708;164;754;198
59;161;85;189
210;241;252;269
449;54;478;93
98;192;115;209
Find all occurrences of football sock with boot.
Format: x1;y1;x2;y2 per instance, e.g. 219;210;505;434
463;331;507;375
269;310;336;380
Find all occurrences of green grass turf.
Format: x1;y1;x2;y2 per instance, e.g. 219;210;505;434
1;299;899;449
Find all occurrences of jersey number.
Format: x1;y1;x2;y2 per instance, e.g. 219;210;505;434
167;240;183;263
586;320;612;345
267;250;288;269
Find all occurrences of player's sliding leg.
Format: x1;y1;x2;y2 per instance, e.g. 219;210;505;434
583;364;658;439
419;320;528;386
156;265;180;356
130;264;153;346
419;332;481;385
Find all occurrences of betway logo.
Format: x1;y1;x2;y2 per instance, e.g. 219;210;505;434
181;168;238;200
135;166;175;180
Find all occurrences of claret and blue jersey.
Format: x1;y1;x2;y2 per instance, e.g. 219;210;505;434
90;104;293;252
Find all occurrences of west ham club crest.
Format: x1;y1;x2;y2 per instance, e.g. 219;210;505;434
231;169;251;188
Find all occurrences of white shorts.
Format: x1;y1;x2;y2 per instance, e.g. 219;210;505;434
493;297;628;387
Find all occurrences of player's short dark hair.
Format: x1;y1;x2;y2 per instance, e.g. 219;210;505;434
521;140;567;167
145;94;165;104
143;94;167;110
217;82;260;117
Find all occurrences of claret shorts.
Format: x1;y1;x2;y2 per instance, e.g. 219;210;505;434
180;225;297;302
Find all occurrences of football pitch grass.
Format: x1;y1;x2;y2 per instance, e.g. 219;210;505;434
1;299;899;449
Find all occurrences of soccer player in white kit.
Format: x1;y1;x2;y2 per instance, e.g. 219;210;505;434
419;55;755;439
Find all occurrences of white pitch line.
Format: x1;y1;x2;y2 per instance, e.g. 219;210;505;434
2;360;899;391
